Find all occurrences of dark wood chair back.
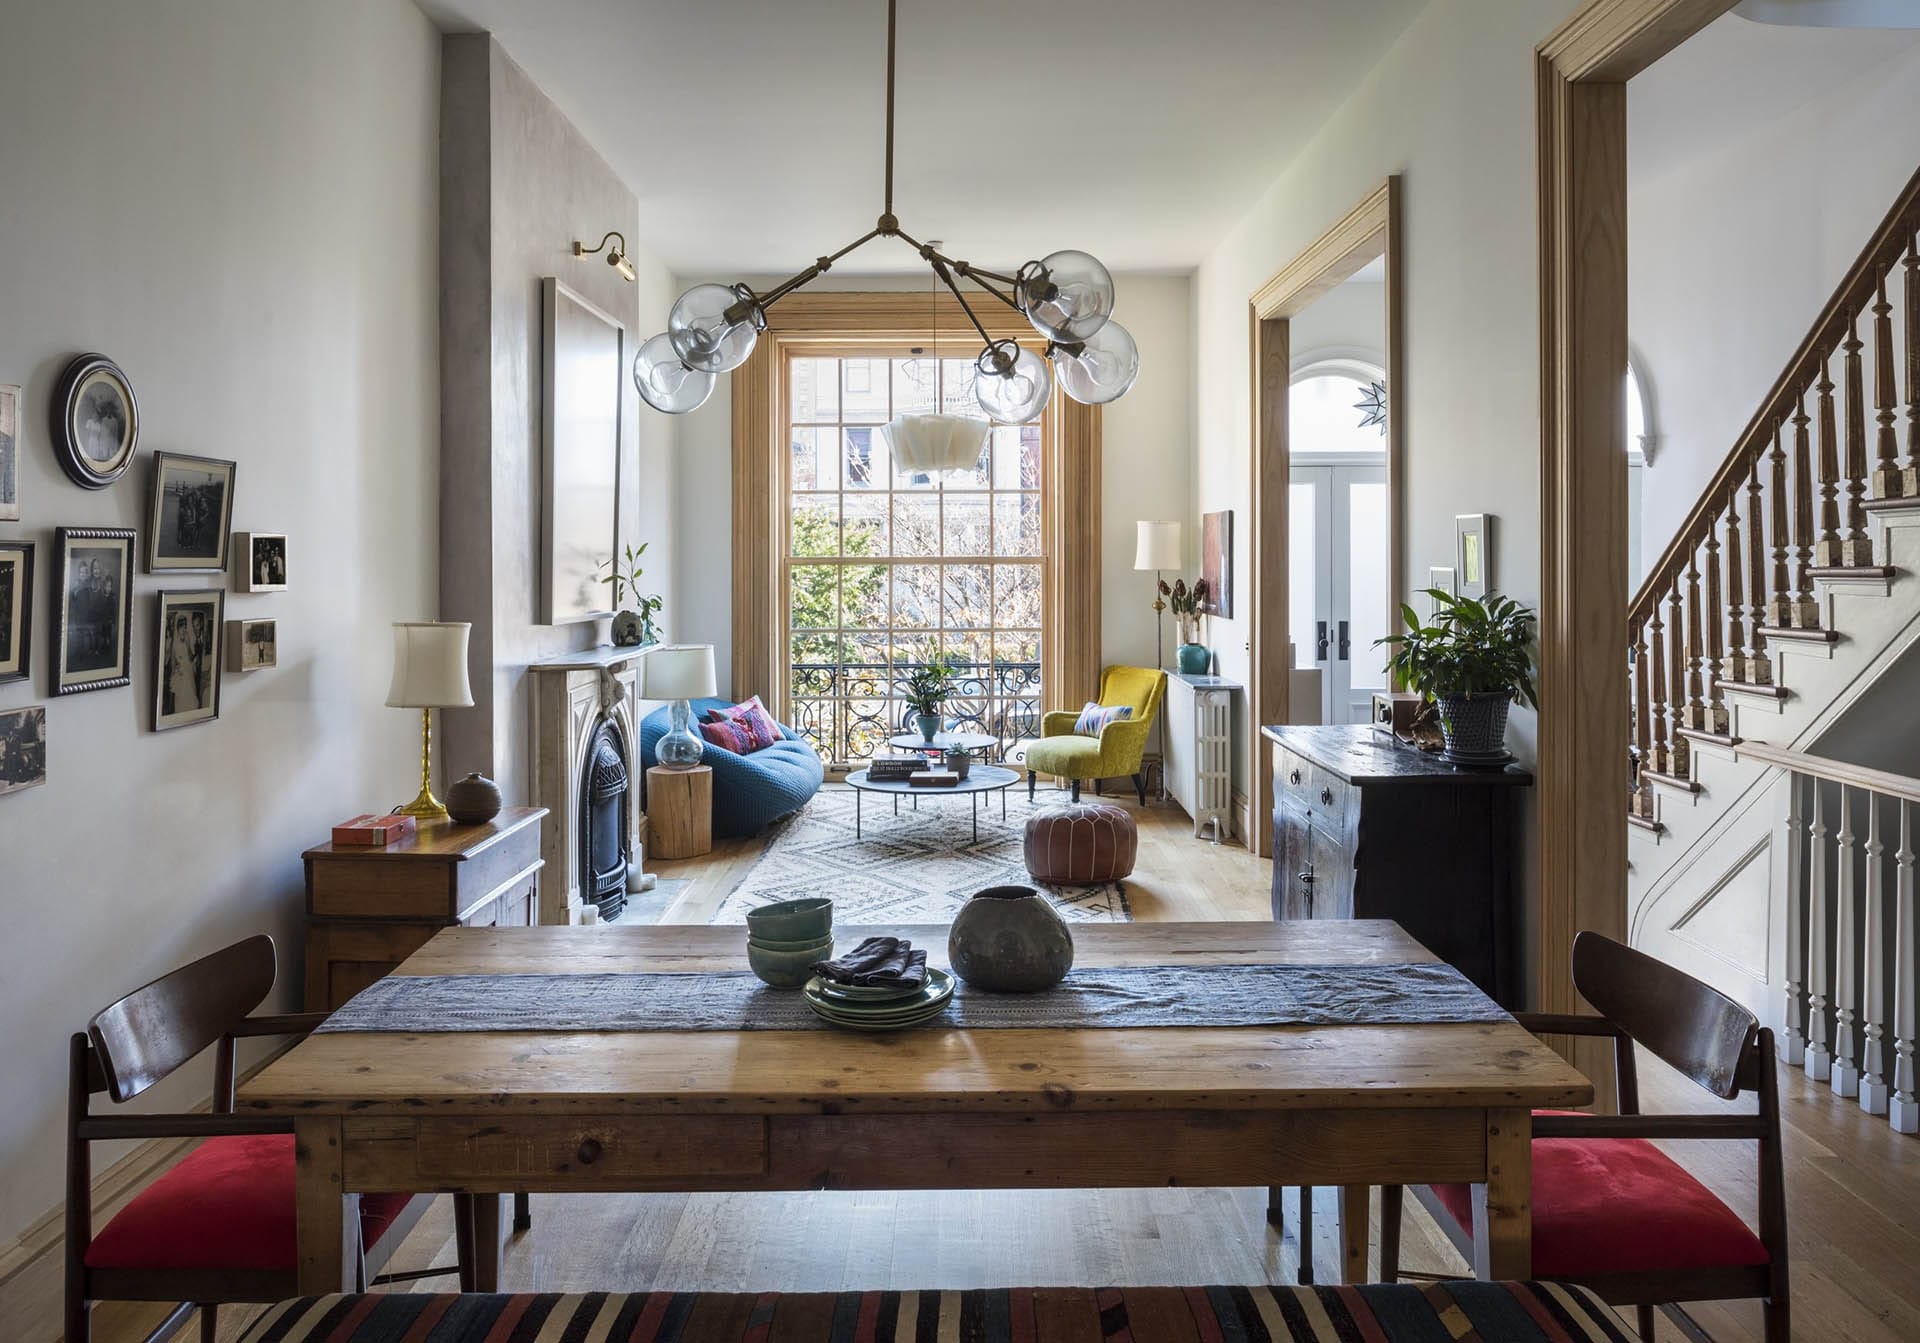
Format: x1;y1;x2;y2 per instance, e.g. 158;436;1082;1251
86;934;277;1103
1571;931;1758;1100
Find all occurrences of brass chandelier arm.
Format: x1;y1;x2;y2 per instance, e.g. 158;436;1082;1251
884;0;898;217
928;257;1001;351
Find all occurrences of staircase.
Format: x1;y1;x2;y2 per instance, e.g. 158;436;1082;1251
1626;165;1920;1137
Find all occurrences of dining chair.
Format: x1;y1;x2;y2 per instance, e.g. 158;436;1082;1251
65;934;461;1343
1378;932;1789;1342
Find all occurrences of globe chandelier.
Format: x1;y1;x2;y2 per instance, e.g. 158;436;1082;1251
631;0;1141;421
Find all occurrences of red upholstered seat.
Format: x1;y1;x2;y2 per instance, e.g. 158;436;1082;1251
85;1134;412;1272
1431;1112;1769;1278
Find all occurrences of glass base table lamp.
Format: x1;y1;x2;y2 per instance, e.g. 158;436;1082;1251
386;621;474;818
644;643;718;768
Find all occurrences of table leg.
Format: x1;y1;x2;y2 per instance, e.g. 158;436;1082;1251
1338;1185;1371;1282
473;1193;503;1291
293;1118;352;1293
1472;1107;1533;1280
972;794;979;842
857;790;863;839
452;1193;476;1291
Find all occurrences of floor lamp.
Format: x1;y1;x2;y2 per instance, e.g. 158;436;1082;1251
1134;520;1182;801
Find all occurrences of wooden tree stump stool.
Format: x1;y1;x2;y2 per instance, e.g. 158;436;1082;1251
646;764;712;860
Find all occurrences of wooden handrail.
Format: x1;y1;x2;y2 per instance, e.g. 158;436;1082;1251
1629;163;1920;624
1733;738;1920;807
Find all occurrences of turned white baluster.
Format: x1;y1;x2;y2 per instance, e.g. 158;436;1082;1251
1808;782;1833;1083
1783;772;1808;1067
1891;799;1918;1135
1860;794;1889;1114
1833;786;1861;1097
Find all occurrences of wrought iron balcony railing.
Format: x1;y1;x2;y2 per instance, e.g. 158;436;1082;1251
788;659;1042;764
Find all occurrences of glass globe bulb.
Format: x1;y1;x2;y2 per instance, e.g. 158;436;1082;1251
667;282;765;374
1016;249;1115;344
1052;319;1139;405
632;332;715;414
973;343;1053;423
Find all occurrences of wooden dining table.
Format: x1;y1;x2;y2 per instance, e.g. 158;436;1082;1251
241;919;1592;1293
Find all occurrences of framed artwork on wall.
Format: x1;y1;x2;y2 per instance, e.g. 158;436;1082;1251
1426;564;1456;619
540;276;623;626
147;452;236;572
154;589;224;730
1199;509;1233;617
0;540;33;683
228;617;277;671
235;532;287;592
51;354;139;489
1455;513;1492;599
52;527;134;695
0;383;20;521
0;705;46;797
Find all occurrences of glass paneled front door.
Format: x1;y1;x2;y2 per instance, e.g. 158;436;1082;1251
1289;463;1388;724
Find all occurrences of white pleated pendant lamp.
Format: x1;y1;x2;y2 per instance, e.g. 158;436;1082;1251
882;412;990;475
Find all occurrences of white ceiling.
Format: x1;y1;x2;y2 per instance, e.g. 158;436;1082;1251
418;0;1426;276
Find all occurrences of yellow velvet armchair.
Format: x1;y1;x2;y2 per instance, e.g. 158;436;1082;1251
1023;665;1167;804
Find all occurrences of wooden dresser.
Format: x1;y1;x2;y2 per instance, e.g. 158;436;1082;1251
1262;724;1530;1006
303;807;546;1011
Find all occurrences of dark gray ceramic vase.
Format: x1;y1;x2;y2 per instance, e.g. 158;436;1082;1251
445;771;504;824
947;885;1074;992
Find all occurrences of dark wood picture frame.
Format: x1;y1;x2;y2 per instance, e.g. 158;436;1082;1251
51;354;140;490
51;527;134;695
0;539;33;684
153;588;224;730
0;704;46;797
146;452;236;573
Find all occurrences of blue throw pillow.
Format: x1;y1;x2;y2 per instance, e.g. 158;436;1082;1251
1073;701;1133;736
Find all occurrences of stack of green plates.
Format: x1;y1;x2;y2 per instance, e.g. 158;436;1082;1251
802;967;955;1031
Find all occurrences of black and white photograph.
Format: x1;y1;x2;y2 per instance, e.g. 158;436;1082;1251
0;383;19;521
147;452;236;572
228;616;276;671
155;589;223;730
236;531;287;592
52;527;133;695
0;705;46;797
51;354;139;489
0;539;34;684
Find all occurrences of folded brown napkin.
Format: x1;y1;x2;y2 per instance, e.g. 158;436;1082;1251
811;935;929;988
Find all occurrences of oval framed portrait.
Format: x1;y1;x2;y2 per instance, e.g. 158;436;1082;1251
51;353;140;489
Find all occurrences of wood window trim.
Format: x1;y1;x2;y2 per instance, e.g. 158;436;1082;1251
731;291;1101;725
1247;177;1405;858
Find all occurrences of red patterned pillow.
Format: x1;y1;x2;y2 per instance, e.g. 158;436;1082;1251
699;717;754;754
703;695;782;752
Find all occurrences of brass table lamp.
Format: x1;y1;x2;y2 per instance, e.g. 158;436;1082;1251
386;621;474;819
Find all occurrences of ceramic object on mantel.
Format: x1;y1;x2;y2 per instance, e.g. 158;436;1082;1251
947;884;1074;992
445;772;504;824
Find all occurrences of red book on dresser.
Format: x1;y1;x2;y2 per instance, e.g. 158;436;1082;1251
329;813;417;846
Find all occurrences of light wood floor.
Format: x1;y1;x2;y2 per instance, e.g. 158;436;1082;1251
89;796;1920;1342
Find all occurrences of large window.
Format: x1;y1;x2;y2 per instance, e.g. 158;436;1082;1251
785;354;1045;765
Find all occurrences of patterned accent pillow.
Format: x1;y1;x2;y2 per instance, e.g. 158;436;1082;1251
699;717;754;754
1073;701;1133;736
702;695;782;752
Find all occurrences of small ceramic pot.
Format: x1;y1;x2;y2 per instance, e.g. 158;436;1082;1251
445;772;504;824
944;749;972;779
916;712;941;743
745;897;833;943
947;884;1074;993
612;610;645;646
1176;643;1211;675
748;936;833;988
1436;691;1513;763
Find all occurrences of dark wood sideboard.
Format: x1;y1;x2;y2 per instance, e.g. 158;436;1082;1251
1263;724;1531;1007
303;807;546;1012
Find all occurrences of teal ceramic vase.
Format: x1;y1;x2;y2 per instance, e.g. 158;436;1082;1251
1177;643;1211;675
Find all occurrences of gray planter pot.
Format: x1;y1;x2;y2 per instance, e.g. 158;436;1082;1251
948;885;1075;992
1435;691;1513;763
916;712;941;743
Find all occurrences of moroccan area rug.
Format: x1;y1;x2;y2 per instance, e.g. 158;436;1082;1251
710;785;1132;924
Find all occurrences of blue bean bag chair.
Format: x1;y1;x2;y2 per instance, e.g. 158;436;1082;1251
640;697;825;839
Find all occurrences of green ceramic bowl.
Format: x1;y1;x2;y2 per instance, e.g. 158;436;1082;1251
747;936;833;988
745;897;833;943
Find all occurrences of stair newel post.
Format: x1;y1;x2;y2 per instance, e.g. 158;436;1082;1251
1648;602;1670;777
1630;620;1652;818
1861;792;1890;1115
1890;798;1918;1134
1681;543;1708;731
1904;227;1919;496
1701;522;1728;734
1872;262;1902;500
1840;305;1874;564
1784;772;1808;1068
1745;453;1771;684
1833;786;1861;1097
1791;387;1820;627
1808;780;1833;1083
1666;585;1689;776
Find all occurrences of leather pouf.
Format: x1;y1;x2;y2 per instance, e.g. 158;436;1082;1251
1023;802;1137;885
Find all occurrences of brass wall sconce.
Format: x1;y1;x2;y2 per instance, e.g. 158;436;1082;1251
573;230;636;283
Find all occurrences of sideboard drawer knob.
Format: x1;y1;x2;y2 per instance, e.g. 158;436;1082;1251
1320;787;1333;806
576;1138;603;1165
1289;769;1302;785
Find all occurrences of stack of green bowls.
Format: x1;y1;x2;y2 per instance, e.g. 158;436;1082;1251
745;897;833;987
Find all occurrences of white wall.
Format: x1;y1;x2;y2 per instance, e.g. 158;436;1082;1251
669;272;1195;688
1289;278;1387;370
0;0;439;1247
1629;33;1920;576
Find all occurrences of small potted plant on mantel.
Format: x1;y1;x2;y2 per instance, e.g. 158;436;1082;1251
1376;590;1538;766
903;653;962;744
599;542;664;647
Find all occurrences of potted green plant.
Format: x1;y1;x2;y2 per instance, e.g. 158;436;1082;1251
903;652;962;744
599;542;664;647
1376;590;1538;764
1160;577;1211;674
944;743;973;780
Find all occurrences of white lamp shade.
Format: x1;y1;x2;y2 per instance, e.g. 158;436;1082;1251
643;644;718;700
882;412;990;475
385;621;474;709
1134;520;1182;571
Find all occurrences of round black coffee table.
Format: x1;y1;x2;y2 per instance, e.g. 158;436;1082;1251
885;729;1000;758
845;764;1020;841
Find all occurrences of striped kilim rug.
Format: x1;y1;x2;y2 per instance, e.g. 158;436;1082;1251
243;1284;1633;1342
710;786;1131;924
